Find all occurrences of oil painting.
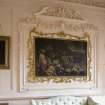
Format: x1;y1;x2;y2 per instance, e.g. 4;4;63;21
34;37;87;77
0;36;9;69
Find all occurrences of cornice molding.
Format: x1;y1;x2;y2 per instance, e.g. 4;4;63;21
58;0;105;8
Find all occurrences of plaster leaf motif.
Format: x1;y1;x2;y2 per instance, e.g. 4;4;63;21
34;6;84;21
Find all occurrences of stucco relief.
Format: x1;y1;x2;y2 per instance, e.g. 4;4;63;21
21;6;98;34
19;6;98;91
34;6;84;21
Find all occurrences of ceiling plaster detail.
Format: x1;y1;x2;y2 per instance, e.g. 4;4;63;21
58;0;105;8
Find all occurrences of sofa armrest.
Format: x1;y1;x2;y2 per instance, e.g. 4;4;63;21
87;97;100;105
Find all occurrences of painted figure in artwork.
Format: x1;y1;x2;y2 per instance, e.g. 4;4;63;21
35;37;87;77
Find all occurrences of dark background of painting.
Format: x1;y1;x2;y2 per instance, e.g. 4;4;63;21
34;37;87;77
0;41;5;65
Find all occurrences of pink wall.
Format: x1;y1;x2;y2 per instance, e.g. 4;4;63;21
0;0;105;101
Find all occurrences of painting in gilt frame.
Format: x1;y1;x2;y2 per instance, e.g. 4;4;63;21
27;28;91;83
0;36;10;69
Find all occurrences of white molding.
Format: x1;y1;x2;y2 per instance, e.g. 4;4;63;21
0;0;105;11
58;0;105;8
0;89;103;101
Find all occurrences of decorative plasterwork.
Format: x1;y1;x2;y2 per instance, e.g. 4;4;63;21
58;0;105;8
22;7;98;33
23;16;98;33
34;6;84;21
19;6;98;91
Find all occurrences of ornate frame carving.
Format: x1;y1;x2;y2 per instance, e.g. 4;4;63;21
27;27;92;83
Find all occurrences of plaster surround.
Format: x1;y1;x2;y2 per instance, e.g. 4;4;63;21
19;6;98;92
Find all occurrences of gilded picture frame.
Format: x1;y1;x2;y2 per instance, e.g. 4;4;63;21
0;36;10;69
27;28;91;83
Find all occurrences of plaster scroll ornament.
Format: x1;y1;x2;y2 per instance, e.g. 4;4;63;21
33;6;85;21
20;6;98;34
